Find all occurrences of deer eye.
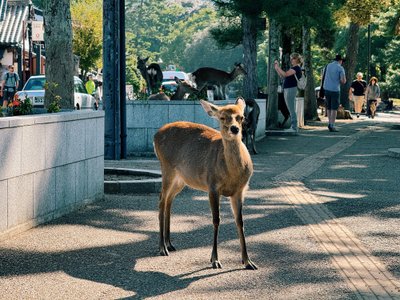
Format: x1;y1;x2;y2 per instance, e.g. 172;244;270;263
236;116;243;122
220;117;225;121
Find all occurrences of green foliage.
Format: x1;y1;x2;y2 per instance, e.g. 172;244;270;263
71;0;103;75
44;82;62;113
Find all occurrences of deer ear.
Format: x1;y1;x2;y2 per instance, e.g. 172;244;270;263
200;100;219;118
235;97;246;113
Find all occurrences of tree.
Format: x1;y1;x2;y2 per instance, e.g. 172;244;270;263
43;0;74;109
71;0;103;77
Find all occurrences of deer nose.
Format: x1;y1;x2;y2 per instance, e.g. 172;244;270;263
230;125;240;135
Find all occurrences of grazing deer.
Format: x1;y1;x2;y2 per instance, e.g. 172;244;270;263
148;92;170;101
189;63;247;100
137;57;163;95
170;77;198;100
153;98;257;270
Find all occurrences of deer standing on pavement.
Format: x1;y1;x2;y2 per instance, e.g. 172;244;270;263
137;57;163;95
153;98;257;270
189;63;247;100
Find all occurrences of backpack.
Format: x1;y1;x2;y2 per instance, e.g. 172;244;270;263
6;72;17;84
295;70;307;90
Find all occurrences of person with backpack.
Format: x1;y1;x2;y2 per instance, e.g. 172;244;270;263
274;52;303;134
1;65;20;109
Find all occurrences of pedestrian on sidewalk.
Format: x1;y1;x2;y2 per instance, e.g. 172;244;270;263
274;53;303;134
349;72;367;118
323;54;346;132
0;65;20;109
365;76;380;118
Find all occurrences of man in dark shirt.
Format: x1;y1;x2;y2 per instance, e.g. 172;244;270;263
349;72;367;118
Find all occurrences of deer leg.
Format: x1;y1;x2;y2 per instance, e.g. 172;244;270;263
164;180;185;252
159;173;181;256
230;192;257;270
209;190;222;269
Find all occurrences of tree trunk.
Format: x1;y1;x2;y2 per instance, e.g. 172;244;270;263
302;25;318;120
242;15;258;99
341;22;360;109
43;0;74;109
266;18;280;129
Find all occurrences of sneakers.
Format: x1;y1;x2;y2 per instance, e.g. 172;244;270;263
328;124;339;132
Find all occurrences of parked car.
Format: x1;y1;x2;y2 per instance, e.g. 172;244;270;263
15;75;98;110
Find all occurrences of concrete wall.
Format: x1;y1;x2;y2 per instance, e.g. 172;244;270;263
126;99;266;155
0;110;104;240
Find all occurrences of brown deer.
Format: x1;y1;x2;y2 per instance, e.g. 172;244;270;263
170;77;198;100
137;57;163;95
189;63;247;100
147;77;198;100
153;98;257;270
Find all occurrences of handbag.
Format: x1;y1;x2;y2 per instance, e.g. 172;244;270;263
294;69;307;90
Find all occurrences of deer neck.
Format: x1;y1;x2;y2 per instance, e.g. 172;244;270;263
229;69;241;81
222;137;252;172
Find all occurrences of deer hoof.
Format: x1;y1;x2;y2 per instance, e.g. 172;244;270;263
159;246;169;256
211;261;222;269
167;244;176;252
244;260;258;270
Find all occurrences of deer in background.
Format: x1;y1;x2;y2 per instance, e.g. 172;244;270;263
170;77;198;100
153;98;257;270
137;57;163;95
148;77;198;100
189;63;247;100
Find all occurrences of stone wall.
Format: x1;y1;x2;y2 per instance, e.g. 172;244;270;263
0;110;104;240
126;99;267;155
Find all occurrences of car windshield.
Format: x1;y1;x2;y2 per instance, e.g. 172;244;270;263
74;79;88;94
24;77;46;90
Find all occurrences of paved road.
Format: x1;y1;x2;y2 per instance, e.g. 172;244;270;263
0;112;399;299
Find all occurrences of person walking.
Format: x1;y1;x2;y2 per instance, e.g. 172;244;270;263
365;77;380;118
85;73;98;108
274;53;303;133
0;65;20;109
323;54;346;132
349;72;367;118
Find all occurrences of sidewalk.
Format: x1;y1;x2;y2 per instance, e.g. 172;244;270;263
0;113;399;299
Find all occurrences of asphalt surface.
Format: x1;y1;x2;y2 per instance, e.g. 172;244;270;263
0;112;399;299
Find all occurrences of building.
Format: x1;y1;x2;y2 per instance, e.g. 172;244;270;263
0;0;44;87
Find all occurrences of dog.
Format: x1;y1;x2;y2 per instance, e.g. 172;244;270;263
369;100;378;118
336;105;353;119
241;98;260;154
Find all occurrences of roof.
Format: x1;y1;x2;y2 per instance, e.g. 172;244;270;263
0;0;7;22
0;0;31;46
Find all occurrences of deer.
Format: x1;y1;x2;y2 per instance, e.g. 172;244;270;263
147;77;198;101
137;57;163;95
242;98;260;155
170;77;198;100
189;63;247;100
153;97;257;270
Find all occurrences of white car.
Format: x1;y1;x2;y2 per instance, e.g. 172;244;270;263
15;75;98;110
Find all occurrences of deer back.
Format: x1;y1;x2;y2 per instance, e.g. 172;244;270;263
154;99;253;196
148;92;170;101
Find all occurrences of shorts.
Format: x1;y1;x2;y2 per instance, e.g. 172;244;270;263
4;89;16;102
324;90;340;110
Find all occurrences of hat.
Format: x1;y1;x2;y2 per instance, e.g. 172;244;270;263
335;54;346;62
